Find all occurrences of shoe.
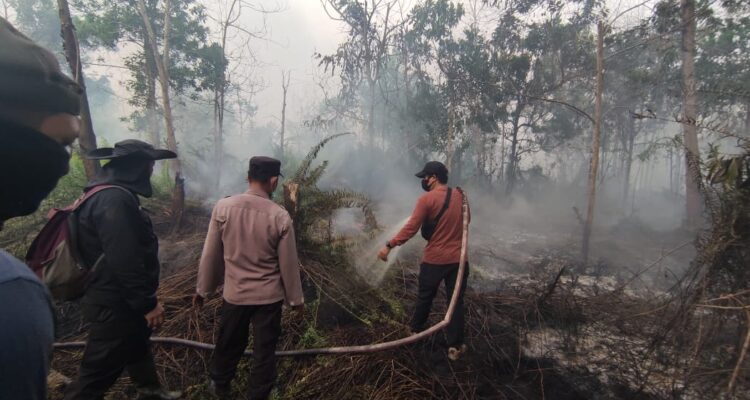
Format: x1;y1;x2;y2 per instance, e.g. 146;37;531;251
209;380;231;399
136;386;183;399
447;344;468;361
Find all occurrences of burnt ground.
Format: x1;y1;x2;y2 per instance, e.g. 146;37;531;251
48;201;744;399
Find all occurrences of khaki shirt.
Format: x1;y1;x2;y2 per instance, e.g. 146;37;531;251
196;188;304;306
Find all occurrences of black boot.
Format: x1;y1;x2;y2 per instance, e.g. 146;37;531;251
209;380;231;399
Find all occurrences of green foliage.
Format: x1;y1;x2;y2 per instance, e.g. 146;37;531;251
151;163;175;200
72;0;225;134
0;153;87;258
299;325;328;349
6;0;61;52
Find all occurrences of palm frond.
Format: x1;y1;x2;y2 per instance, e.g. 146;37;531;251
303;160;330;188
292;132;353;182
303;189;379;231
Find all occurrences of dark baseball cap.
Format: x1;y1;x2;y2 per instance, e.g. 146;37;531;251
249;156;283;180
0;18;82;115
415;161;449;179
86;139;177;160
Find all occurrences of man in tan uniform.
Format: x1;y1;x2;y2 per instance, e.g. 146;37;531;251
193;156;304;400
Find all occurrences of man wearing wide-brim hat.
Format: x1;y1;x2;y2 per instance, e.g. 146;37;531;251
64;139;182;400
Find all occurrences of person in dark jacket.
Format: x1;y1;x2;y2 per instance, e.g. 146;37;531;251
64;140;182;400
0;17;82;400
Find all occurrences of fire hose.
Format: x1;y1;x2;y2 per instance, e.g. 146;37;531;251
54;193;470;357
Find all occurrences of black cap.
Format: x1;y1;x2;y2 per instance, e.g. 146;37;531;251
415;161;448;179
249;156;283;180
86;139;177;160
0;18;82;115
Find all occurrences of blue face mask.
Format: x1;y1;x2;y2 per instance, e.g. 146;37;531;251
0;120;70;222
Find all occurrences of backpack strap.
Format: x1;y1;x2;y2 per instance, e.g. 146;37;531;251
67;185;137;270
432;187;452;227
74;185;136;209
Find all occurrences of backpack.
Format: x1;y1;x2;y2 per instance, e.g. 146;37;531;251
25;185;131;301
421;187;462;241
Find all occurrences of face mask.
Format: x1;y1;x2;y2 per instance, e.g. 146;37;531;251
99;157;155;198
0;121;71;222
421;178;432;192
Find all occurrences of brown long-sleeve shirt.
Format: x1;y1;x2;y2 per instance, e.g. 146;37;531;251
196;188;304;306
390;186;470;265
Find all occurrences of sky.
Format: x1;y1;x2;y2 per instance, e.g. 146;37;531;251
80;0;658;129
225;0;344;123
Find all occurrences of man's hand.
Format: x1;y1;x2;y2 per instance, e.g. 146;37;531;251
192;293;205;309
144;303;165;330
377;246;391;262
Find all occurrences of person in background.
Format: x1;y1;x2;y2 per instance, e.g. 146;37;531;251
378;161;470;361
0;17;82;400
64;140;182;400
193;156;304;400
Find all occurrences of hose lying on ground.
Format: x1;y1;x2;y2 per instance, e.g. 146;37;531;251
54;193;470;357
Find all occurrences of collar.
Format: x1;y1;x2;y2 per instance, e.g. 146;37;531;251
246;188;271;199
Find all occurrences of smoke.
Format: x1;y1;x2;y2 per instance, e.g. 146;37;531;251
67;0;702;295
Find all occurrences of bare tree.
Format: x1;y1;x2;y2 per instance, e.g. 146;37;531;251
56;0;100;179
582;21;605;264
321;0;403;147
210;0;239;193
279;70;290;161
680;0;702;226
137;0;185;228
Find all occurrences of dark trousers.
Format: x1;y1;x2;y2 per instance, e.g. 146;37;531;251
410;262;469;347
65;305;160;400
210;300;283;400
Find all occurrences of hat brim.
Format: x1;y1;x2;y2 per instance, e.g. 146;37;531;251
415;170;428;178
86;148;177;160
148;149;178;160
250;172;284;179
86;148;115;160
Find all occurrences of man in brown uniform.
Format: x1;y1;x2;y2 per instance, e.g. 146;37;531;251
378;161;470;360
193;156;304;400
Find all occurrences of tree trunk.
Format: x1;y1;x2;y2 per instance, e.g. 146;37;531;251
506;99;523;194
279;71;290;161
499;126;506;185
745;98;750;135
138;0;184;230
367;78;376;148
452;142;463;186
444;103;457;174
622;116;635;206
582;22;605;264
143;33;160;147
56;0;100;179
668;147;675;194
212;83;224;193
213;2;237;194
681;0;702;227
